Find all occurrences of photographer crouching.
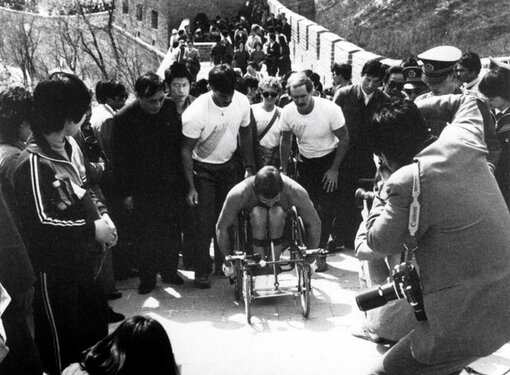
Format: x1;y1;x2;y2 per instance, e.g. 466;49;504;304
352;180;418;346
360;96;510;375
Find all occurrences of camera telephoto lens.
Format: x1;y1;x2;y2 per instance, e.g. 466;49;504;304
356;282;400;311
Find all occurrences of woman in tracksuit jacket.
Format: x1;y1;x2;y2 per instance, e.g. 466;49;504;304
13;73;116;375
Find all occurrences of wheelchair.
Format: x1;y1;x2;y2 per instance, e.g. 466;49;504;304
225;206;327;324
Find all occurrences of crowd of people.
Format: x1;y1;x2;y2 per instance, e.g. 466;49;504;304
1;17;510;373
165;3;292;83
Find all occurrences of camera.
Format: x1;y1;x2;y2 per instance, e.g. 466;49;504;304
356;261;427;321
355;187;376;201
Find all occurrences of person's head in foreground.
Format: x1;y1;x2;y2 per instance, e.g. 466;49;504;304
32;71;91;139
369;99;432;172
79;315;179;375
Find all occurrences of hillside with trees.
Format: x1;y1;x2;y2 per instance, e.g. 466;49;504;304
314;0;510;59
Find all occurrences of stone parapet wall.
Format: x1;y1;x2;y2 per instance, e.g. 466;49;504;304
267;0;387;88
267;0;510;89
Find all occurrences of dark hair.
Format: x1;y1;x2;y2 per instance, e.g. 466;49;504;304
331;63;352;81
369;99;431;166
164;62;193;86
81;315;179;375
361;59;386;80
134;72;165;98
0;86;32;143
479;67;510;101
254;166;283;199
95;80;127;104
208;64;236;94
244;76;259;90
383;66;404;84
235;78;248;95
190;79;209;98
32;72;91;137
459;52;482;75
278;34;287;46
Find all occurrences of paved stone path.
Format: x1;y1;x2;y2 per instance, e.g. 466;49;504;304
110;250;510;375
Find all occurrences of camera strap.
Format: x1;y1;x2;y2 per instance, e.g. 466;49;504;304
403;160;421;263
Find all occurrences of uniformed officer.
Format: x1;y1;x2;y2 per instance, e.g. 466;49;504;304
417;45;463;97
416;45;501;172
402;65;428;102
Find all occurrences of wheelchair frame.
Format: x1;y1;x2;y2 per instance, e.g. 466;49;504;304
225;206;326;324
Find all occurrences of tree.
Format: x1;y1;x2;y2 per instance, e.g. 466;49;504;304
0;12;41;87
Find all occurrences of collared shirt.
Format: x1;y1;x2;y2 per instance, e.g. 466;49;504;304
361;87;374;106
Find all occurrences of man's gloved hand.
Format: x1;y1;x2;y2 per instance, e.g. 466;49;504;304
222;261;234;278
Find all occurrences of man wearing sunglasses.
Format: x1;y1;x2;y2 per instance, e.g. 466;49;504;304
382;66;405;99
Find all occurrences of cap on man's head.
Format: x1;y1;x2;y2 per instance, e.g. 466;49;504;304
402;66;427;89
417;46;462;84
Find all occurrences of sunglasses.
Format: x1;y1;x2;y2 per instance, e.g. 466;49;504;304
388;81;404;91
262;91;278;98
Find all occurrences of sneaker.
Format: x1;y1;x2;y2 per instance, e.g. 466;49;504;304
161;274;184;285
326;239;345;253
138;283;155;295
107;307;125;323
194;274;211;289
106;291;122;300
315;255;328;272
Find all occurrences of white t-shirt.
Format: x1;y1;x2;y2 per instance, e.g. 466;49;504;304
279;97;346;158
251;103;281;149
182;90;250;164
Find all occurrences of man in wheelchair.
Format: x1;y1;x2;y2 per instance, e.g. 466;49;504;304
217;166;321;276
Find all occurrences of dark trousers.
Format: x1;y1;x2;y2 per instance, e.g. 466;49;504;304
134;195;182;286
181;206;198;270
333;165;360;249
297;152;341;248
0;297;42;375
193;159;242;276
106;197;139;280
34;271;107;375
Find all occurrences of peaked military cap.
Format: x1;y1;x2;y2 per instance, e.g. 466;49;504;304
417;46;462;83
402;66;427;89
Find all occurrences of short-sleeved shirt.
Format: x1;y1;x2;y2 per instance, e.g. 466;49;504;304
182;90;250;164
251;103;281;149
279;97;346;159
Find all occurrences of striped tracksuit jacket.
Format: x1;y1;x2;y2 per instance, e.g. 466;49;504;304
13;135;108;375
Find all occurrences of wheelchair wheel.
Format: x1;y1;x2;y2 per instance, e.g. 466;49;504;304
233;260;243;301
243;270;252;324
298;263;311;318
291;207;306;247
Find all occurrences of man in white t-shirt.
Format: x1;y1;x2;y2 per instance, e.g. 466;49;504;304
280;72;349;268
182;64;254;288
